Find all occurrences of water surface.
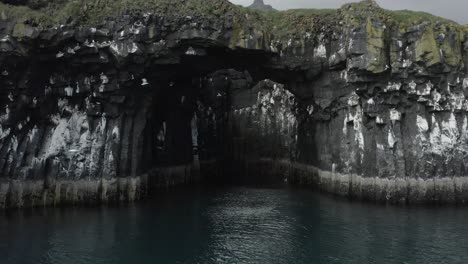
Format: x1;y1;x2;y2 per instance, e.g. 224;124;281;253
1;186;467;264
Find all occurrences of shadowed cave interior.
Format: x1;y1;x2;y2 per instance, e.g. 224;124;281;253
146;45;302;186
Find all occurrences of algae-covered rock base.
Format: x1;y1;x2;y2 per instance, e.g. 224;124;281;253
1;0;468;208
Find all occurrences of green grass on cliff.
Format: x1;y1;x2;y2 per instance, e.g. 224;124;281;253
0;0;463;35
385;9;457;25
337;0;458;26
0;0;240;25
0;0;338;41
257;8;338;39
0;2;50;24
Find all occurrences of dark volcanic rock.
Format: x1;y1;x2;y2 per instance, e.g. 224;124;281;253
1;0;468;208
248;0;276;11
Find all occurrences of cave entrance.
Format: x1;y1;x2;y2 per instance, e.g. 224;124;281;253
141;45;292;188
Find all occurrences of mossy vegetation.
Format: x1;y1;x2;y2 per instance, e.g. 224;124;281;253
365;17;387;73
337;0;457;26
1;0;240;26
384;10;456;26
0;0;456;29
0;2;52;25
0;0;466;43
414;26;441;66
259;9;337;39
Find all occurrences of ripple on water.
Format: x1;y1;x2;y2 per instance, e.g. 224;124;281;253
1;187;468;264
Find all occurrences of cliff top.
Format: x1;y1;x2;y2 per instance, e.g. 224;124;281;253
0;0;463;38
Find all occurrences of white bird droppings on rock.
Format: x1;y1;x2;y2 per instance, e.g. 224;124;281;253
377;143;385;151
432;90;441;104
307;105;314;115
185;46;197;55
376;116;384;124
347;93;360;107
100;73;109;84
417;81;433;96
416;115;429;133
390;109;402;121
314;44;327;58
388;130;396;149
385;82;401;92
112;126;120;140
65;86;74;97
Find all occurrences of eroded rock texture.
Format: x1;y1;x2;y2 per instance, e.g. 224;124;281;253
1;0;468;207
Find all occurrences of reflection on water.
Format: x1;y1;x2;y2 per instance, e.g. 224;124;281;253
1;187;468;264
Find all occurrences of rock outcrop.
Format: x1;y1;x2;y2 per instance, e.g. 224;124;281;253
1;0;468;208
248;0;276;12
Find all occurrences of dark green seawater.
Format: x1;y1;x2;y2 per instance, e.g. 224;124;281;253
1;186;468;264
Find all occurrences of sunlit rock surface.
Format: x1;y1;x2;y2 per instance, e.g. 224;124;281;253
1;0;468;207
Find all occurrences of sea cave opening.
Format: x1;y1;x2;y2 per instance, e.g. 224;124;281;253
138;44;304;189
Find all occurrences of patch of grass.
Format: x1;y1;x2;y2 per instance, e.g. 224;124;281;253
0;2;52;25
255;8;338;40
384;9;457;26
1;0;240;26
0;0;464;36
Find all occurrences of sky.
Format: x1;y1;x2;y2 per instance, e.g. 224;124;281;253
229;0;468;24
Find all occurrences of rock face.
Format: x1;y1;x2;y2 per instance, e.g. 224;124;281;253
248;0;276;11
1;0;468;208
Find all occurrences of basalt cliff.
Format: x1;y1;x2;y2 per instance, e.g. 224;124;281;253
1;0;468;208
